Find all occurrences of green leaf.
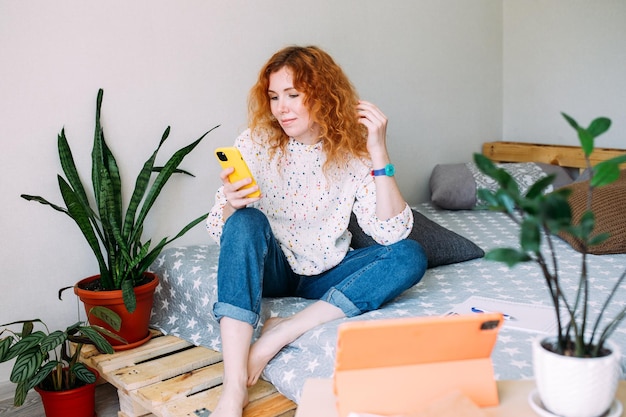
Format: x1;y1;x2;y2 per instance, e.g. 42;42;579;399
577;127;594;157
92;89;106;214
19;194;69;215
72;362;97;384
591;161;621;187
485;248;531;267
603;154;626;166
76;326;114;354
561;112;579;130
58;129;92;216
562;112;595;156
579;210;596;238
4;331;46;361
541;191;572;227
21;322;34;337
28;361;57;390
589;232;610;246
500;171;520;196
97;142;124;265
39;330;66;353
494;189;517;214
88;306;122;332
89;325;127;346
58;176;109;281
10;347;43;383
121;279;136;313
13;381;28;407
473;153;498;176
99;167;134;279
520;218;541;253
153;166;195;177
97;165;129;283
525;175;556;199
587;117;611;138
0;337;13;361
518;196;540;217
122;127;169;240
476;189;500;208
65;322;81;335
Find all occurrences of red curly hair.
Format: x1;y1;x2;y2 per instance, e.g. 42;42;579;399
248;46;369;170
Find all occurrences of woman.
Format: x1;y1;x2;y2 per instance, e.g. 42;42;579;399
206;45;427;416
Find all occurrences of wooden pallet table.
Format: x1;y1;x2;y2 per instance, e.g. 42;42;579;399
80;331;297;417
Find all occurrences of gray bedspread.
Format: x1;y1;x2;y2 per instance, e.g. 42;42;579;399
149;203;626;402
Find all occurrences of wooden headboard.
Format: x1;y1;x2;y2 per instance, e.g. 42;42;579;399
483;141;626;170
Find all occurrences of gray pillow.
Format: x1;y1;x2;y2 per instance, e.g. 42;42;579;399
429;163;477;210
430;162;574;210
348;209;484;268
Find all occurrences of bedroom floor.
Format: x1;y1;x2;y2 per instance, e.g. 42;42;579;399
0;383;119;417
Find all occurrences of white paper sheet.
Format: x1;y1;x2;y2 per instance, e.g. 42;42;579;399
445;295;561;334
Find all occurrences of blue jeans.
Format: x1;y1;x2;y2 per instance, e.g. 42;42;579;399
213;208;427;327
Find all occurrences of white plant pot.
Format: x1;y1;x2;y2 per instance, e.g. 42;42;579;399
532;336;622;417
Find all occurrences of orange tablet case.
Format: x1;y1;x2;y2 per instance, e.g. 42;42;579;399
333;313;503;417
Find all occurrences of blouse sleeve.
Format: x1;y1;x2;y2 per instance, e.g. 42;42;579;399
351;172;413;245
206;185;227;245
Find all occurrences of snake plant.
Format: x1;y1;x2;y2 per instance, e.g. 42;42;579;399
473;113;626;357
21;89;217;312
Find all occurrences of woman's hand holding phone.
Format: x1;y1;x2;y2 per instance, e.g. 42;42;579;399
219;167;261;209
215;147;261;211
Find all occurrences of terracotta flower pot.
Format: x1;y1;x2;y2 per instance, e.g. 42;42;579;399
74;272;159;351
532;336;621;417
34;369;98;417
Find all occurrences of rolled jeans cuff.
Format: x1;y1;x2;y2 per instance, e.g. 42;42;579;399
322;288;361;318
213;301;259;327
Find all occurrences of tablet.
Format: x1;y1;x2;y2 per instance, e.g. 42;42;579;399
333;313;503;417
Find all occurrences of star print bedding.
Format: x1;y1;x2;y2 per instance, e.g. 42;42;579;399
149;203;626;403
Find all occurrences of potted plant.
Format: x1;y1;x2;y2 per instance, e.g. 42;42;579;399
473;113;626;417
0;307;123;417
21;89;217;349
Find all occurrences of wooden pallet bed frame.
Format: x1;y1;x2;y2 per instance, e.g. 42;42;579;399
483;141;625;169
80;141;625;417
80;330;296;417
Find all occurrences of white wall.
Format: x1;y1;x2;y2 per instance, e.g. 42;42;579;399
0;0;502;386
503;0;626;146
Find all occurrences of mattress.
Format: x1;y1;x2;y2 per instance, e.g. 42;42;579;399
149;203;626;402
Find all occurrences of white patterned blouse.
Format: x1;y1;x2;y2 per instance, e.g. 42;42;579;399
206;129;412;276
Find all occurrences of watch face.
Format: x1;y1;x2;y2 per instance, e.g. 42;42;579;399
385;164;395;176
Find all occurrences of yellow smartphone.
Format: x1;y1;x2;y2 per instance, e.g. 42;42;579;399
214;147;261;198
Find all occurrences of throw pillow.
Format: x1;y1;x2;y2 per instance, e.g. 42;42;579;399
430;162;573;210
558;169;626;255
348;209;485;268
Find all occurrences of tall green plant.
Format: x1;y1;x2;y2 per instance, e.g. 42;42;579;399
0;307;123;406
21;89;218;312
473;113;626;358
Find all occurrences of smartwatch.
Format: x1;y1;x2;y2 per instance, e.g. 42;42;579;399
371;163;395;177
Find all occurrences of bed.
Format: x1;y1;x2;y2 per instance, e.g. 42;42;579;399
148;141;626;403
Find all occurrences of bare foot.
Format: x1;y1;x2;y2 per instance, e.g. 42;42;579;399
247;316;293;386
210;380;249;417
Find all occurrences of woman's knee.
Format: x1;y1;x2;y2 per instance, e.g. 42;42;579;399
222;208;270;240
388;239;428;285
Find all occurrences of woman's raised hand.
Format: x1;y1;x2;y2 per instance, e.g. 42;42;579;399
356;100;389;158
357;100;387;159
